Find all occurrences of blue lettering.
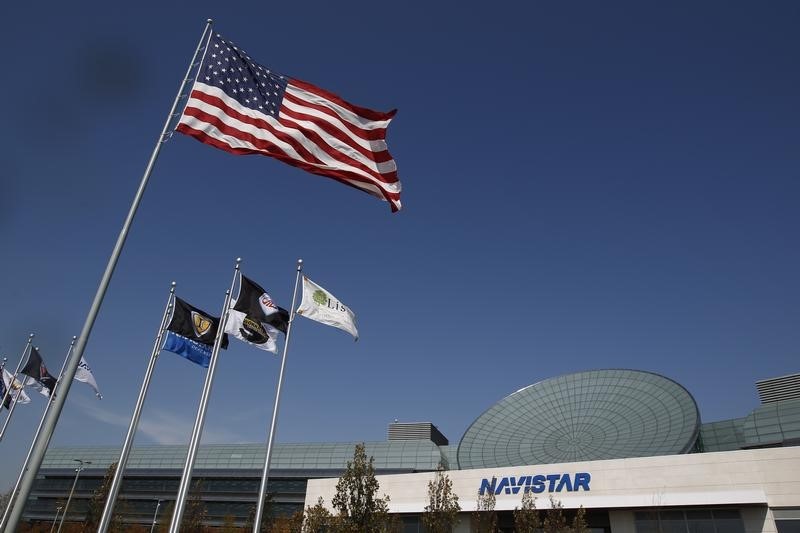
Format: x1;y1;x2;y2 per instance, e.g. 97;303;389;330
574;472;591;491
546;474;560;492
531;474;546;493
479;477;496;495
495;477;510;495
555;473;573;492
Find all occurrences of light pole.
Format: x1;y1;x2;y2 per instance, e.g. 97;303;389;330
57;459;91;533
150;499;163;533
49;506;63;533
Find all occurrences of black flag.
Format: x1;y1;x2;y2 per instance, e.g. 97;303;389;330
21;347;58;397
162;297;228;367
225;275;289;353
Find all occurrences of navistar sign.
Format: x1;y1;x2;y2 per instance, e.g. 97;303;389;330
479;472;591;495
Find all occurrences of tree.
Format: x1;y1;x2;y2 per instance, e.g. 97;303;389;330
245;492;274;532
471;482;497;533
303;497;333;533
570;505;588;533
331;443;396;533
421;465;460;533
271;510;304;533
542;495;567;533
84;462;125;531
514;490;541;533
182;480;208;533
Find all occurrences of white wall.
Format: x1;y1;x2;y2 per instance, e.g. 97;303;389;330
305;446;800;530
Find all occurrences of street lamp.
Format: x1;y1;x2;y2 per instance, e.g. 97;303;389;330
49;506;63;533
150;499;163;533
57;459;91;533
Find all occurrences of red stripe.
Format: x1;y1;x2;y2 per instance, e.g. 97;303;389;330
279;105;394;164
276;114;398;182
182;103;324;166
177;122;400;211
283;90;388;142
186;90;398;183
179;108;399;193
289;78;397;122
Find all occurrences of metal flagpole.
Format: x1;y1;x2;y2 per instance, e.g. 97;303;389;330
97;283;176;533
0;389;21;441
0;336;76;530
4;20;215;532
168;258;240;532
0;334;33;410
252;259;304;532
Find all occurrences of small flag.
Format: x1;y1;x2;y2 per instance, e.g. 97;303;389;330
225;275;289;354
297;276;359;340
163;297;228;368
21;347;58;397
177;31;402;212
2;369;31;405
75;357;102;399
0;380;9;410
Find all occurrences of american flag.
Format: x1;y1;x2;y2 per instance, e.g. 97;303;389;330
176;32;402;212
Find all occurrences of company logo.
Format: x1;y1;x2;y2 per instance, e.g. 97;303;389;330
240;316;269;344
260;295;277;309
191;311;213;337
313;289;328;306
479;473;590;495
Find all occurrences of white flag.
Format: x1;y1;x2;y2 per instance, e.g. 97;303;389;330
296;276;359;340
3;369;31;405
75;357;102;398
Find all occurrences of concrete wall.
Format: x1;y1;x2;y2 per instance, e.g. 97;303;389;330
305;446;799;531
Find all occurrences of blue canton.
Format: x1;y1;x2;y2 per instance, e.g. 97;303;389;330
201;33;288;117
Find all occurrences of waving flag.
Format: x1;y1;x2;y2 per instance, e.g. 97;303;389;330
2;369;30;405
225;275;289;354
21;347;58;397
177;31;402;212
163;297;228;368
75;357;102;398
297;276;359;340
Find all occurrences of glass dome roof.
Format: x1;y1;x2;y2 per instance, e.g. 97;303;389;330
457;369;700;469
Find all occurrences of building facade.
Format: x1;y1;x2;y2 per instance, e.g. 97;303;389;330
23;369;800;531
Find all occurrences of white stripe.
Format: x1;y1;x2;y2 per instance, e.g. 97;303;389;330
178;114;391;200
195;83;397;178
184;84;401;192
285;84;392;130
280;113;397;175
281;96;389;154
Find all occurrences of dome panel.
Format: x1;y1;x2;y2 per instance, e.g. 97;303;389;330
457;369;700;469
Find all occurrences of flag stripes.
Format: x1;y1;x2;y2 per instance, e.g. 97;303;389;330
176;32;401;211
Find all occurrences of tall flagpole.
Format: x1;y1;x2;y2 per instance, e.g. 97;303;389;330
0;336;76;530
97;283;176;533
0;334;33;410
4;20;215;532
0;389;21;441
252;258;303;532
0;335;34;442
169;259;240;532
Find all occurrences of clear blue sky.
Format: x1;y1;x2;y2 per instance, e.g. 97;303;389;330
1;2;798;489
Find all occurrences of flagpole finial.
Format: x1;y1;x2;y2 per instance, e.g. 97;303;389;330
28;333;35;340
296;259;303;271
207;18;213;24
71;336;77;346
170;281;177;293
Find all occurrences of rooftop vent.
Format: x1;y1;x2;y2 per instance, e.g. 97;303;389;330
388;422;448;446
756;372;800;404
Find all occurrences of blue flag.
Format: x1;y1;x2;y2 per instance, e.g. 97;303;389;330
163;297;227;368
